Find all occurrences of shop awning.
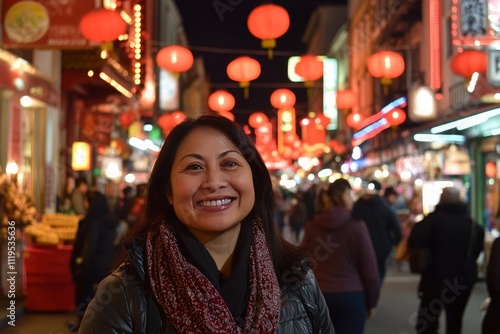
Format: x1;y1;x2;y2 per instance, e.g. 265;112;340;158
410;104;500;143
0;48;58;106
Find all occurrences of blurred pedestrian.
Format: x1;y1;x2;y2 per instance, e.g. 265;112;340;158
70;176;88;215
67;190;117;333
352;179;402;282
288;191;308;244
127;183;147;227
302;178;380;334
408;186;484;334
114;185;134;244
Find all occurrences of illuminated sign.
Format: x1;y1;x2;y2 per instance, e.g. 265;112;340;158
71;142;91;171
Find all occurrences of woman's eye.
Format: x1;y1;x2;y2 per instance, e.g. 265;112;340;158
186;163;203;170
224;160;239;168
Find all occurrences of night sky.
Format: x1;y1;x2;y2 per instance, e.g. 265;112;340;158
173;0;347;126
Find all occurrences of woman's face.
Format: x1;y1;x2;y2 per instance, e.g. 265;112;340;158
170;126;255;236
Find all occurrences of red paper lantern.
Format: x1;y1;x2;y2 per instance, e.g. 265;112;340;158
156;45;194;73
336;90;358;109
208;90;235;112
80;8;127;43
385;108;407;126
270;88;296;109
294;55;323;83
450;50;487;78
247;4;290;58
248;112;268;128
346;112;364;129
368;51;405;79
227;57;261;98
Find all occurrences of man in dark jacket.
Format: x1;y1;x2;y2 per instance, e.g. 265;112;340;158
352;180;402;282
408;186;484;334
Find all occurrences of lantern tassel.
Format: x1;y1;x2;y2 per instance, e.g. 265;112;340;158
244;87;249;99
268;48;273;60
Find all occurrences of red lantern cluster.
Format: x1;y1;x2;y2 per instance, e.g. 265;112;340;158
450;49;487;78
368;51;405;79
156;45;194;73
80;9;127;43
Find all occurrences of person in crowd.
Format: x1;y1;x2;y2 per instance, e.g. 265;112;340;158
272;179;288;233
79;115;334;333
408;186;484;334
315;186;332;213
67;190;118;333
352;179;402;282
114;185;134;244
483;236;500;333
288;190;308;244
126;182;147;227
70;176;89;215
383;186;399;212
302;178;380;334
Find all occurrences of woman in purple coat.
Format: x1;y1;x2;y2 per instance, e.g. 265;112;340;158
302;178;380;334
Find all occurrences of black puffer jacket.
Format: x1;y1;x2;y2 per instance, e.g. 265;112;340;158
79;241;335;334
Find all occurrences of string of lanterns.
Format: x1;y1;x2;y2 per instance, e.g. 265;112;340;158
77;3;412;169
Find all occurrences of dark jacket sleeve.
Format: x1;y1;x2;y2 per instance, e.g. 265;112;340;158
408;216;431;250
387;207;402;246
303;270;336;334
79;265;148;334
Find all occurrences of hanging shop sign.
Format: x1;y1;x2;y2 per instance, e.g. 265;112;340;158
71;142;91;171
2;0;95;49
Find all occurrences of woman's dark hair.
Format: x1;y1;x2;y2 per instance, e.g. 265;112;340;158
120;114;307;284
327;178;352;208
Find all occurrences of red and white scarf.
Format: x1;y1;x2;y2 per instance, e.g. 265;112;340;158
146;220;281;333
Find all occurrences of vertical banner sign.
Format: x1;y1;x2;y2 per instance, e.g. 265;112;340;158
277;108;295;154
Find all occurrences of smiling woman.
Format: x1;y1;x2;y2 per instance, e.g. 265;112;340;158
78;114;335;334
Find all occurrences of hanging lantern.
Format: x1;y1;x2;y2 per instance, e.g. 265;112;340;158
248;112;269;128
156;45;194;74
336;90;358;110
367;51;405;79
227;56;261;99
158;111;187;136
346;112;364;129
119;111;136;129
247;4;290;59
208;90;235;112
218;111;235;121
80;8;127;43
270;88;296;109
385;108;407;126
450;49;487;78
485;161;497;178
294;55;323;86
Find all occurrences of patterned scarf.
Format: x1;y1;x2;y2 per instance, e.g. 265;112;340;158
146;220;281;333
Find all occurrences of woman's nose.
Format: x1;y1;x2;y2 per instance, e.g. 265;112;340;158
202;169;227;190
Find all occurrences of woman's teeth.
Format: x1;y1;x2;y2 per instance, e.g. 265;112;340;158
200;199;232;207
